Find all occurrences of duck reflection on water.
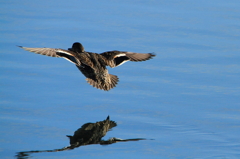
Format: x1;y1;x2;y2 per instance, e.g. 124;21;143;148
16;116;146;159
66;115;117;146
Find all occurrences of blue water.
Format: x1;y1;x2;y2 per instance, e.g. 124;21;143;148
1;0;240;158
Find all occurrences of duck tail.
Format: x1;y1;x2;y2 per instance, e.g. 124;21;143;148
109;74;119;89
86;74;119;91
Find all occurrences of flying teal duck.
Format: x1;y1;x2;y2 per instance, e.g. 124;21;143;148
19;42;155;91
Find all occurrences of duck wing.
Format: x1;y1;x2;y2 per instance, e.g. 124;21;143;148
18;46;81;65
100;51;155;68
55;49;81;65
18;46;61;57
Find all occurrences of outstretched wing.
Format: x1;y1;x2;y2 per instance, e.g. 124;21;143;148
18;46;80;65
124;52;155;62
100;51;155;68
18;46;60;57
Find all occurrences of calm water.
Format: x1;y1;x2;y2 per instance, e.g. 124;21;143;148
1;0;240;158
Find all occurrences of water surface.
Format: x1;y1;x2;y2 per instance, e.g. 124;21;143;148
1;0;240;158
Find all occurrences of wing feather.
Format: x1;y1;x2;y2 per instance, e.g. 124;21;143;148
101;51;155;67
124;52;155;62
18;46;60;57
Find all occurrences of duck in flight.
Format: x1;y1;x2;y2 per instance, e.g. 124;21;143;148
18;42;155;91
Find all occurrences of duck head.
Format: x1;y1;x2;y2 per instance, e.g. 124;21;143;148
69;42;85;53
